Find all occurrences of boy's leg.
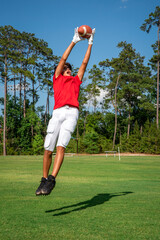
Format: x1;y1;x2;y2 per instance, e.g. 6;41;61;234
35;150;53;196
36;107;78;196
43;150;53;178
37;147;64;196
51;146;65;178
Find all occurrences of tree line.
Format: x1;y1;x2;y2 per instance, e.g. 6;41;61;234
0;6;160;155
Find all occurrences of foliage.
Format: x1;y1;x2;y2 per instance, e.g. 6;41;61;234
0;12;160;155
81;129;100;154
121;120;160;154
32;134;44;155
140;6;160;130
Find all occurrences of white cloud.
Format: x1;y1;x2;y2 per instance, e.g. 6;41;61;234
85;88;108;112
96;88;107;103
120;0;128;8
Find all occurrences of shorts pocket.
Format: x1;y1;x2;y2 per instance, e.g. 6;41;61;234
62;118;77;134
46;118;59;133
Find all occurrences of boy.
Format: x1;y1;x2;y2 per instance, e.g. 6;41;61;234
35;27;95;196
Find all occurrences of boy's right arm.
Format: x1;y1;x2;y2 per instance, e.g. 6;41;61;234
55;28;83;79
77;28;95;82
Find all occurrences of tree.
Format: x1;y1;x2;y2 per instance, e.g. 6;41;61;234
0;25;20;155
100;58;122;149
0;25;59;155
140;6;160;129
38;47;58;125
100;41;153;149
85;65;106;112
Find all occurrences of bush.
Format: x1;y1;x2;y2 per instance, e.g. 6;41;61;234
32;134;44;155
81;130;100;154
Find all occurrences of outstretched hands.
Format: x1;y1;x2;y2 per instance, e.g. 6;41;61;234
72;27;96;45
88;28;95;45
72;27;83;44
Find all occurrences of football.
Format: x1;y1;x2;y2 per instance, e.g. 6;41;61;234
78;25;92;39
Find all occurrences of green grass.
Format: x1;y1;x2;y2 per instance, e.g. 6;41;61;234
0;155;160;240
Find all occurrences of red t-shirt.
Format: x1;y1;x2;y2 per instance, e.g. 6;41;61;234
53;74;82;110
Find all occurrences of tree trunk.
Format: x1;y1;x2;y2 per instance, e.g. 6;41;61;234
31;125;34;137
83;112;88;136
14;73;16;103
119;129;121;146
156;24;160;129
113;74;120;150
48;92;49;115
113;105;117;150
32;68;35;111
3;54;7;156
23;76;26;118
127;110;131;138
45;105;47;125
45;91;49;126
76;123;79;154
20;69;22;120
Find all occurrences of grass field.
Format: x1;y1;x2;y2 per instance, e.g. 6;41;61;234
0;155;160;240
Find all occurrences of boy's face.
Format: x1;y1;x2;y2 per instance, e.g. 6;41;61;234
63;67;72;76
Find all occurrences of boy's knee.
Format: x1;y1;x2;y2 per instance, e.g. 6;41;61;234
44;133;56;152
44;150;53;157
56;146;65;154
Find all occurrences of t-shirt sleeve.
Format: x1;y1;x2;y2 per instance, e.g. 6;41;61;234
75;75;82;85
53;74;62;83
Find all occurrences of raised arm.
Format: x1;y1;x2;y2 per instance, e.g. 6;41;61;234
55;28;83;79
55;42;75;78
77;44;92;81
77;28;95;82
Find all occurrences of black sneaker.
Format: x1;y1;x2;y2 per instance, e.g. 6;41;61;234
41;175;56;195
35;177;47;196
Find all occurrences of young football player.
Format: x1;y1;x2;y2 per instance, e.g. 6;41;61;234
35;27;95;196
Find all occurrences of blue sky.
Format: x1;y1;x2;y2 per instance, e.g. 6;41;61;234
0;0;159;112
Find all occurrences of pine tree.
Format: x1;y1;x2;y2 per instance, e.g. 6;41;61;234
100;41;153;149
0;25;21;155
140;6;160;129
86;65;106;112
0;25;59;155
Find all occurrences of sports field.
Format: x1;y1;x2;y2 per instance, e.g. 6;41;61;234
0;155;160;240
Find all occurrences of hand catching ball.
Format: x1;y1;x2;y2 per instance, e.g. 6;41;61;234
78;25;92;39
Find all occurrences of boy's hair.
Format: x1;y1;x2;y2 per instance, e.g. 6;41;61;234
54;62;72;75
62;62;72;75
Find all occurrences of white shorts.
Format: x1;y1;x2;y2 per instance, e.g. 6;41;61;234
44;105;79;152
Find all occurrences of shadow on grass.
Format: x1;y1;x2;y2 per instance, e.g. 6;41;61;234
45;191;133;216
